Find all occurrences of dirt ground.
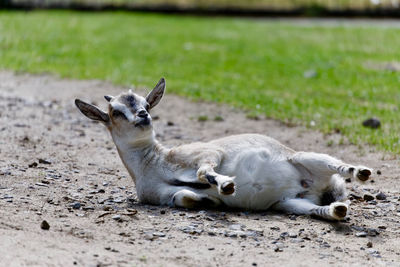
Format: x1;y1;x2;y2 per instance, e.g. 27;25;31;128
0;71;399;267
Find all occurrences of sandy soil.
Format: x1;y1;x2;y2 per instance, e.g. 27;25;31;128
0;71;399;267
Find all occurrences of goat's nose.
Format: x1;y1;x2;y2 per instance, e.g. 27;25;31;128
137;110;148;118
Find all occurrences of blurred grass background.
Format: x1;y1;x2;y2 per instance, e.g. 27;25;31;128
0;11;399;153
4;0;400;10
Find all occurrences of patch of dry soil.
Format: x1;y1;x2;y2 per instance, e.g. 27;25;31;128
0;71;399;266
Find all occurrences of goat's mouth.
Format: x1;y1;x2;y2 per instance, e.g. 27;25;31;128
134;117;151;128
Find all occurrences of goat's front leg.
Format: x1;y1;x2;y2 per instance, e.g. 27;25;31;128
197;162;235;195
273;198;348;221
168;144;235;195
290;152;372;182
197;152;235;195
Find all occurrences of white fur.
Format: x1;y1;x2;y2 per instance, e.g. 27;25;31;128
75;79;373;221
110;101;135;122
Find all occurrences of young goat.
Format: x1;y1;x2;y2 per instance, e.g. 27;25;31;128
75;78;372;220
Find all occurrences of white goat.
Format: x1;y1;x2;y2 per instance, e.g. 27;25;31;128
75;78;372;220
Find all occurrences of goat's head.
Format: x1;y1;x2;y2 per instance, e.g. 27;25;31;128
75;78;165;146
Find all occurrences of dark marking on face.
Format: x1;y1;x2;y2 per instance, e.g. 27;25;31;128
125;95;136;108
205;174;217;185
116;93;138;115
112;109;127;120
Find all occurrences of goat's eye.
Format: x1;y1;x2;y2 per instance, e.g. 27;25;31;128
145;103;150;111
112;110;126;119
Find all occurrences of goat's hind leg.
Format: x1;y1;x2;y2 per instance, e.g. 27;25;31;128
273;198;348;221
290;152;372;181
171;189;221;209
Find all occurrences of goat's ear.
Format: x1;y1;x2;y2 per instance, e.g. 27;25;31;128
146;77;165;109
104;95;113;102
75;99;110;124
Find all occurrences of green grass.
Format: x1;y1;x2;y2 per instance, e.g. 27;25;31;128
1;11;400;153
8;0;400;10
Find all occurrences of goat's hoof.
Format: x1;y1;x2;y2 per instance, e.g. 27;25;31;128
220;181;235;195
331;202;348;220
355;167;372;181
334;205;347;218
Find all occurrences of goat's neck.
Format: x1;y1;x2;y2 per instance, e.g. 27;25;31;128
112;131;168;183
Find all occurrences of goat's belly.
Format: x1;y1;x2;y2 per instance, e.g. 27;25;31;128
218;148;302;210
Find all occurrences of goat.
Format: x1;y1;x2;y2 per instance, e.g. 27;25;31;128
75;78;372;220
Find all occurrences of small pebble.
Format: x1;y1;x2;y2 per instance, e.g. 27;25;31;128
356;231;367;237
38;158;52;165
70;202;81;209
28;162;38;168
153;232;166;237
0;168;12;176
225;231;238;238
35;182;49;188
229;224;242;231
112;215;121;221
144;233;156;241
321;242;331;248
289;233;297;238
113;198;124;203
280;232;289;238
367;249;381;258
363;194;375;201
367;228;379;237
40;220;50;230
376;192;387;200
349;193;362;200
290;238;304;243
334;247;343;252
